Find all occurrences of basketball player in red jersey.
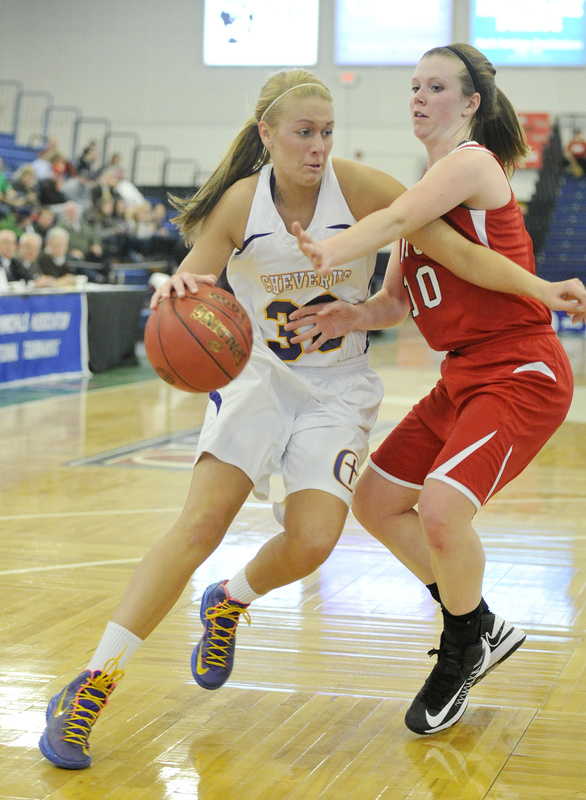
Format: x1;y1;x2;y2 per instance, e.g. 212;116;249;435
292;43;586;735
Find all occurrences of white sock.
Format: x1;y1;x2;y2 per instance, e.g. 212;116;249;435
87;621;143;672
225;567;263;605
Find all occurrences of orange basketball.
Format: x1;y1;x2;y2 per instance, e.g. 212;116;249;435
144;285;253;393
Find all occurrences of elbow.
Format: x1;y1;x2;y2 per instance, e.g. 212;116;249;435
388;211;409;243
395;298;411;325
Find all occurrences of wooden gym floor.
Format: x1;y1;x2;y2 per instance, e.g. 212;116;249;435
0;319;585;800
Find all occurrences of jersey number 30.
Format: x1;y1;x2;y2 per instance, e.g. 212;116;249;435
265;294;343;362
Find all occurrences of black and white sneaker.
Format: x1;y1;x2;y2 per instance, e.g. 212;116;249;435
405;636;490;735
475;613;526;685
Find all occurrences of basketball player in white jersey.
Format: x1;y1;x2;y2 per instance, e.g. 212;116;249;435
39;67;581;769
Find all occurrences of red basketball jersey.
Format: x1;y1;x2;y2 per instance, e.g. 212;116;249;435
400;142;552;352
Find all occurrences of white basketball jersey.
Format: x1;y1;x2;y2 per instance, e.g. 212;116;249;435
227;159;376;368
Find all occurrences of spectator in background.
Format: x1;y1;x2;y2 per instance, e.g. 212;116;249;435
113;196;128;223
31;138;58;182
9;165;40;210
151;202;174;236
37;227;76;285
33;207;56;244
91;167;122;207
0;156;16;217
88;196;129;262
149;201;180;262
0;229;20;287
50;151;76;180
566;129;586;177
108;152;122;169
77;140;100;177
0;155;10;188
58;201;103;262
0;228;48;287
112;172;145;211
37;137;58;159
15;231;53;286
62;169;95;215
38;156;68;209
33;141;75;180
0;205;34;238
126;201;155;260
16;231;41;277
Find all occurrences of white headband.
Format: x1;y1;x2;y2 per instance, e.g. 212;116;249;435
259;83;325;122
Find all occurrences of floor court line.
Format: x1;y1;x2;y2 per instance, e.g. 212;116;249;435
0;558;144;576
0;500;273;522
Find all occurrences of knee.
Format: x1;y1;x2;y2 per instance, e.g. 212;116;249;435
418;480;478;555
174;505;227;559
287;527;339;573
352;477;417;541
417;494;452;554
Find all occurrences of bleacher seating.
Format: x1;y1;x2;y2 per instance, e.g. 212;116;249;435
109;260;169;286
524;122;566;260
536;175;586;282
0;132;38;175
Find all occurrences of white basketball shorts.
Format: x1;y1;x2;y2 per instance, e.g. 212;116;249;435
195;344;384;508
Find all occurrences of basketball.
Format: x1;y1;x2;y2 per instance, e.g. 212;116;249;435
144;285;253;393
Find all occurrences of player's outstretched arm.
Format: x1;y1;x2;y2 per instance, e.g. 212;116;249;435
294;211;586;322
407;219;586;317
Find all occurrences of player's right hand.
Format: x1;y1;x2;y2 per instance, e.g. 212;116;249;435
150;272;217;308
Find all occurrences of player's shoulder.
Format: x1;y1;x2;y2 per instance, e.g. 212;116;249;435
198;172;262;250
428;142;507;200
331;156;387;185
443;142;500;170
332;157;407;219
222;172;261;208
211;172;261;225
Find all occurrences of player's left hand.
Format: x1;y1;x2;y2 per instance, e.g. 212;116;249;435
541;278;586;324
286;300;361;353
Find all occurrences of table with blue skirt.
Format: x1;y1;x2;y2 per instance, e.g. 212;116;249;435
0;285;149;385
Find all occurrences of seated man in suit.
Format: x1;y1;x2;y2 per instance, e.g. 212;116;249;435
17;231;55;287
37;227;77;286
58;201;103;262
0;229;19;289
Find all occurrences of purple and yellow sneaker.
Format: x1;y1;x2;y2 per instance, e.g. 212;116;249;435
39;657;123;769
192;580;251;690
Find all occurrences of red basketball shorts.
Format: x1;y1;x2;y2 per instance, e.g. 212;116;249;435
370;330;573;509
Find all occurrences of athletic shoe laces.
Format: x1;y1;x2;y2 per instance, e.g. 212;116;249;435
419;644;467;711
203;600;251;668
62;657;124;751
